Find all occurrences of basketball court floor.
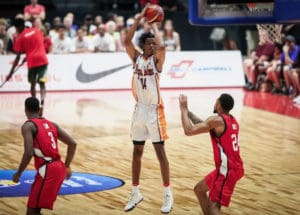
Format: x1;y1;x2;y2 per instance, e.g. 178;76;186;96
0;88;300;215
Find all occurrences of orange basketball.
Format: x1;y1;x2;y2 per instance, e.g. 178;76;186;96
145;5;164;23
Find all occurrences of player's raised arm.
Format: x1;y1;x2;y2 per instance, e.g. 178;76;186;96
124;5;148;62
179;95;223;136
150;22;165;71
188;111;203;124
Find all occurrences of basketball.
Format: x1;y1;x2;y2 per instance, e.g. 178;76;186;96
145;5;164;23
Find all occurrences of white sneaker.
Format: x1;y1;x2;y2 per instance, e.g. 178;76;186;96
124;190;143;212
161;191;173;214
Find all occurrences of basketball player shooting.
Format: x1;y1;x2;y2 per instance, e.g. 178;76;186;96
123;4;173;214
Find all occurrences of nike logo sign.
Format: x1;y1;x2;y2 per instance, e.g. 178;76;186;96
76;63;131;83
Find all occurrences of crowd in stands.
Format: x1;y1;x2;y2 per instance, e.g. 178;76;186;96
0;0;182;55
0;0;299;104
243;30;300;104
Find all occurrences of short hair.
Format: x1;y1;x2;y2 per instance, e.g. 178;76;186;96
57;23;66;30
0;18;7;27
25;97;40;113
139;32;154;49
14;18;25;28
219;93;234;112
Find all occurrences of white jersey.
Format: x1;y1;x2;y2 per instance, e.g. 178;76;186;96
92;33;116;52
51;37;72;54
132;54;162;105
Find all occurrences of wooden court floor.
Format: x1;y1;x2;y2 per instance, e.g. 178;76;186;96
0;88;299;215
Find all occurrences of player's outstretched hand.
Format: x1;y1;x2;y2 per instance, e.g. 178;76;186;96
179;94;188;111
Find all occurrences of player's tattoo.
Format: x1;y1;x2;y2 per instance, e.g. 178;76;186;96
188;111;203;124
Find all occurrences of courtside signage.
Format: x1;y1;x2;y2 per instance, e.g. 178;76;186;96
0;51;245;91
163;51;245;87
0;170;124;197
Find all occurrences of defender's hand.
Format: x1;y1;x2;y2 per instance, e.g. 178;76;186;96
179;94;188;111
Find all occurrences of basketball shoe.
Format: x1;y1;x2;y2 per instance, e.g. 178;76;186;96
124;189;143;212
161;188;173;214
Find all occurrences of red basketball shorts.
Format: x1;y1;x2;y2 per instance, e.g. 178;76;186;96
205;168;244;207
28;160;66;210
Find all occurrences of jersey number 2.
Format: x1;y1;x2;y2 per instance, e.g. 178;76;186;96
231;133;239;151
48;132;57;149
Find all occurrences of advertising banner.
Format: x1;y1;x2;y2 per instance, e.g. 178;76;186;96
0;51;245;92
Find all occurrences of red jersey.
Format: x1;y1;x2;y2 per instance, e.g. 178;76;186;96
43;36;52;53
24;4;45;17
13;27;48;69
209;114;244;176
29;118;61;170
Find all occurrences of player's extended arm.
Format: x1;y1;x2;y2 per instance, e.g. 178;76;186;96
7;53;21;81
184;116;225;136
13;122;35;183
188;111;203;124
181;109;211;136
56;124;77;179
179;95;223;136
151;22;166;71
124;5;148;61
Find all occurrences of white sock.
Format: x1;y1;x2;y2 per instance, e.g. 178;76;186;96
163;186;171;194
132;185;139;192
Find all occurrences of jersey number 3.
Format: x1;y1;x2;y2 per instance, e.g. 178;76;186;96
48;132;57;149
231;133;239;151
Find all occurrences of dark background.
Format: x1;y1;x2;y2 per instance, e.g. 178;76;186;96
0;0;250;53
